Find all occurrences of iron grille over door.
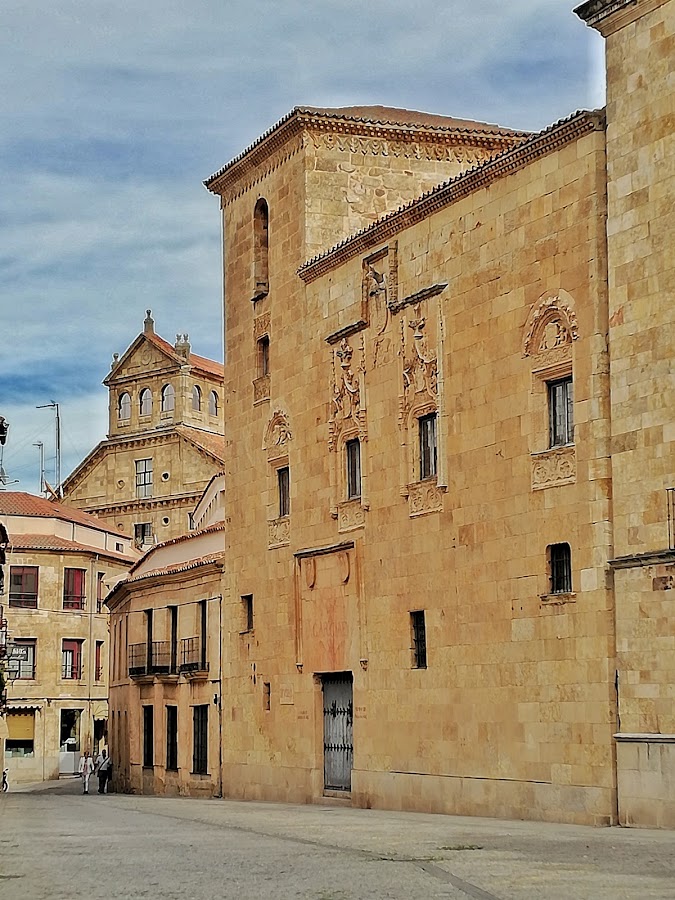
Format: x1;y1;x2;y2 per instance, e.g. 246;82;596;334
322;673;353;792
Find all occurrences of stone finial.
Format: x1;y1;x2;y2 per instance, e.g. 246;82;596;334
144;310;155;334
174;332;191;360
111;352;120;370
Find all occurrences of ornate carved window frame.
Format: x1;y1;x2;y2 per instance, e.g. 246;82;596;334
263;409;292;548
523;291;578;492
253;312;271;405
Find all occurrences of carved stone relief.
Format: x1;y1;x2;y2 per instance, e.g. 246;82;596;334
531;445;577;490
400;302;438;422
362;244;397;368
337;500;366;533
523;290;579;359
253;375;270;404
253;312;270;341
408;480;444;516
329;338;366;451
268;516;290;548
263;409;292;457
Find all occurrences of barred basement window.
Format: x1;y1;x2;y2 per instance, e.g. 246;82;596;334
410;610;427;669
548;543;572;594
192;705;208;775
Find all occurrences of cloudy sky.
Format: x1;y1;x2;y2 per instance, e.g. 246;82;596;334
0;0;604;496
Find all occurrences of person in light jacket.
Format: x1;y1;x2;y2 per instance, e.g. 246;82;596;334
95;749;111;794
78;751;94;794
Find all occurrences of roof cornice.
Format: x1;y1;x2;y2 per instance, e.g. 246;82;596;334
298;109;605;283
574;0;665;34
204;106;527;196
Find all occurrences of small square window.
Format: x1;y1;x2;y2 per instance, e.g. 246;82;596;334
548;543;572;594
419;413;437;480
346;439;361;500
548;377;574;448
278;467;290;517
410;610;427;669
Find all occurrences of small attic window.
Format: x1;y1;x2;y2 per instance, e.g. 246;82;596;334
118;392;131;421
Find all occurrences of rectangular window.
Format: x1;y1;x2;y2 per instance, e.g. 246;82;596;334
166;706;178;771
5;712;35;757
63;568;86;610
134;522;153;548
97;572;105;613
9;566;38;609
410;610;427;669
143;706;154;767
346;438;361;500
10;639;36;680
170;606;178;674
257;335;270;377
95;641;104;681
62;639;84;680
278;466;290;517
135;458;153;499
242;594;253;632
548;377;574;447
192;705;208;775
419;413;438;480
199;599;207;671
549;543;572;594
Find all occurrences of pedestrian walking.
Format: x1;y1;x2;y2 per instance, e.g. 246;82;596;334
95;749;111;794
78;751;94;794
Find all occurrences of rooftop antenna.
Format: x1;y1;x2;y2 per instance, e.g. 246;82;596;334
36;402;61;497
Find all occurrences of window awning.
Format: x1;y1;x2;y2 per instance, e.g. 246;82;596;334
7;711;36;740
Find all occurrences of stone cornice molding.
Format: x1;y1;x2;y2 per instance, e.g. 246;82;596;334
79;494;201;516
204;106;527;200
574;0;664;33
107;557;224;606
298;109;605;284
609;549;675;569
388;283;448;315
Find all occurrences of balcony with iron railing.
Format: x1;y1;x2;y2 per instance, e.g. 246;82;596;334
63;594;86;611
179;636;208;675
128;639;207;678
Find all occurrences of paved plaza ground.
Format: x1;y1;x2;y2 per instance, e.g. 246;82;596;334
0;777;673;899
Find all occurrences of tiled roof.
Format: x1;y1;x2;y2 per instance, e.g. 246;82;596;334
205;105;528;188
107;554;224;602
8;532;136;563
0;492;129;538
145;333;223;378
176;426;226;463
129;521;225;572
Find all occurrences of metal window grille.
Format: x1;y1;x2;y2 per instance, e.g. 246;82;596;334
548;378;574;447
10;640;36;679
419;414;437;480
192;705;208;775
9;566;38;608
95;641;103;681
549;543;572;593
346;439;361;499
166;706;178;771
143;706;154;767
63;568;86;610
410;610;427;669
278;466;290;517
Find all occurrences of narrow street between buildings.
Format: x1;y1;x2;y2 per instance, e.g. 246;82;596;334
0;778;673;900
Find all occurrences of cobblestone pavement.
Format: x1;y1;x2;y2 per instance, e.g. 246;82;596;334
1;778;674;900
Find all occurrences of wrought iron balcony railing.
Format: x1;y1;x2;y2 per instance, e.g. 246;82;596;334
180;637;208;674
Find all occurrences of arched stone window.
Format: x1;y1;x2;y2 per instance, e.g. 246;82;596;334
253;198;269;300
118;392;131;421
192;385;201;411
161;383;175;412
139;388;152;417
208;390;219;416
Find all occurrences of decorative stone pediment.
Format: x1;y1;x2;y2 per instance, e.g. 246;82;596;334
263;409;292;457
522;290;579;360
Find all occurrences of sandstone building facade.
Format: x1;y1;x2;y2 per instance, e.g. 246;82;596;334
61;311;225;547
0;493;136;783
107;0;674;827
